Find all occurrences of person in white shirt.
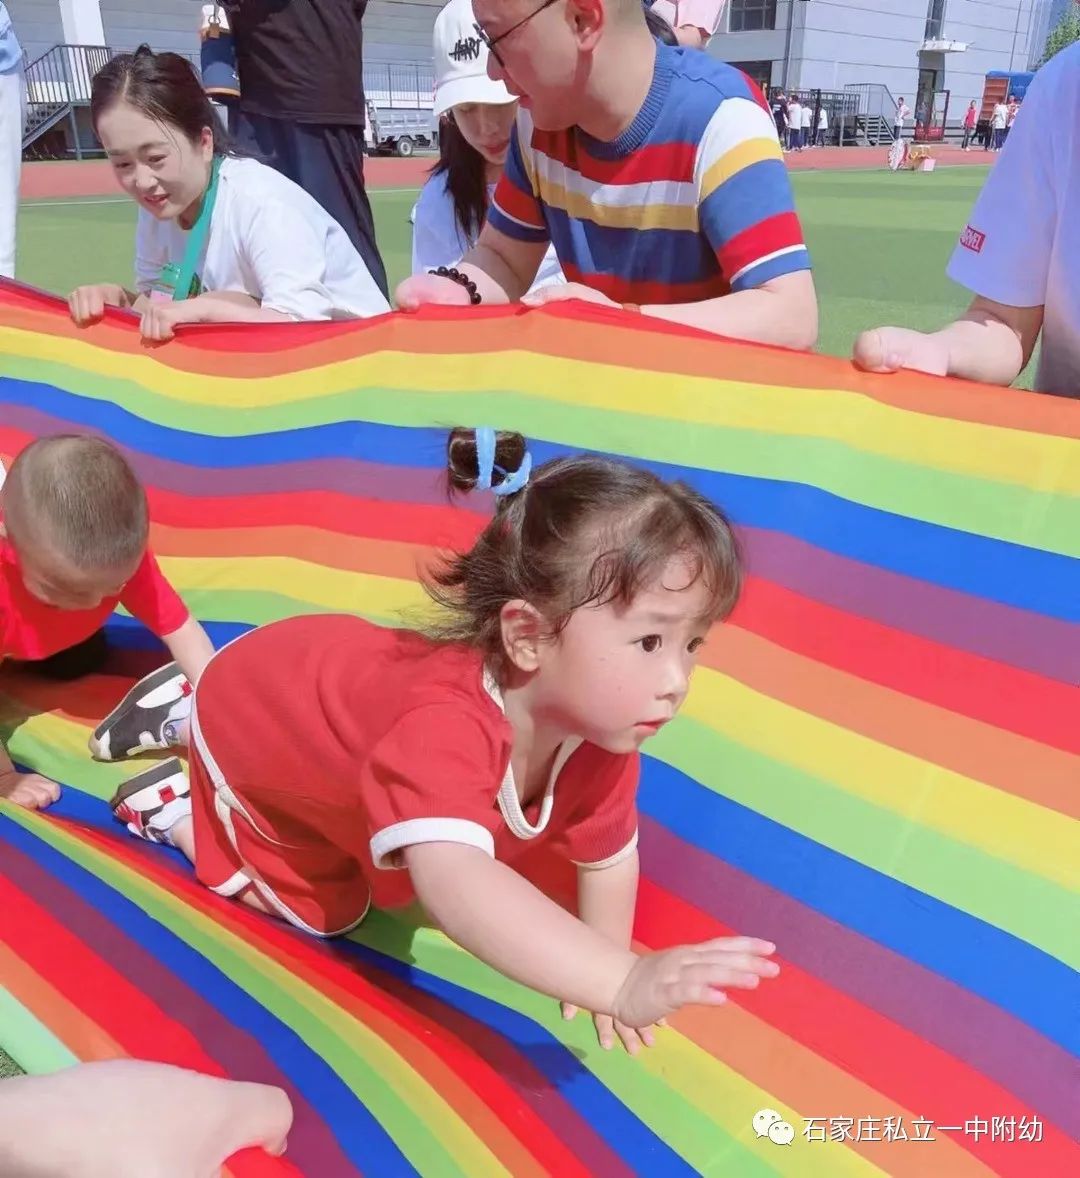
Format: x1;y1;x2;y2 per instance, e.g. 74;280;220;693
411;0;562;291
990;100;1008;151
800;100;813;146
893;96;910;140
853;44;1080;399
0;2;24;279
68;46;388;342
648;0;725;49
786;96;802;151
815;102;828;147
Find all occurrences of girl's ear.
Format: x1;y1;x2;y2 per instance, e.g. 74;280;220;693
499;599;546;673
201;125;215;161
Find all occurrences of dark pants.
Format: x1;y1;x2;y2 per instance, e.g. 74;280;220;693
231;111;389;299
21;630;108;681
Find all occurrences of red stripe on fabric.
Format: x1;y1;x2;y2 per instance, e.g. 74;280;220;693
145;488;485;548
74;826;619;1178
717;211;806;281
529;134;699;185
560;265;727;306
634;880;1079;1178
733;577;1077;753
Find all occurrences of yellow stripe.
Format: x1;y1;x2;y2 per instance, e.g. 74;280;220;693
534;179;699;231
1;327;1074;496
701;136;784;199
679;666;1080;890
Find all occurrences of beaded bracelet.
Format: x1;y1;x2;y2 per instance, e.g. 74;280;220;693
429;265;482;305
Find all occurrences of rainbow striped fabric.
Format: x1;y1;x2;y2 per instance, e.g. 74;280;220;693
0;283;1076;1178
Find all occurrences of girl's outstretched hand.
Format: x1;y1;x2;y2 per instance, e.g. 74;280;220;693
561;1002;665;1055
612;937;779;1029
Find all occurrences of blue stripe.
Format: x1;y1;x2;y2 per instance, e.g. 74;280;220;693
639;757;1078;1054
0;814;414;1176
4;381;1075;621
699;157;798;246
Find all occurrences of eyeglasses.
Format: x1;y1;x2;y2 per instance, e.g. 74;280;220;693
474;0;561;67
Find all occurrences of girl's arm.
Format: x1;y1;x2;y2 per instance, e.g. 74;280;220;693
405;842;779;1028
577;850;638;947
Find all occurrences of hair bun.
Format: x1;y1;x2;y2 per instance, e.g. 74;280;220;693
446;427;528;496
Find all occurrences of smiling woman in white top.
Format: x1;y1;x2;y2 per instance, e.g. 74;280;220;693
410;0;562;292
68;46;388;342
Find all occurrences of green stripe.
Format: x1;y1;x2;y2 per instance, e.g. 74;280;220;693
0;984;78;1074
7;356;1076;556
351;910;780;1178
0;810;474;1177
648;719;1079;969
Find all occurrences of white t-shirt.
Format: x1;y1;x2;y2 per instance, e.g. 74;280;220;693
411;173;565;293
894;102;910;127
801;105;813;129
817;107;828;129
135;156;389;320
946;44;1080;399
991;103;1008;130
787;101;802;127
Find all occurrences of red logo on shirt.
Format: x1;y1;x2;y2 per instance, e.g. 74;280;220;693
960;225;986;253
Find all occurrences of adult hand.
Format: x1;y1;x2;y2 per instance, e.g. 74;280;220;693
0;1060;293;1178
853;326;950;376
68;284;130;326
0;769;61;810
395;272;475;312
560;1002;664;1055
139;300;198;343
612;937;779;1029
520;282;620;310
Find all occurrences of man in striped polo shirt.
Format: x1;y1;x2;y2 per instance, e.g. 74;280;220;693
397;0;816;349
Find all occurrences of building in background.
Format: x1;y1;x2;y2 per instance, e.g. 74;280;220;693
6;0;442;65
713;0;1049;115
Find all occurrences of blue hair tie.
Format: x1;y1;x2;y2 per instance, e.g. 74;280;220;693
473;426;532;497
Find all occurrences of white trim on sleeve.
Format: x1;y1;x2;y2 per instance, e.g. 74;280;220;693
572;830;639;872
370;817;495;870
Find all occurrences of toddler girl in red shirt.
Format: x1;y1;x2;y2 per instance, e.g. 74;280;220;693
106;427;779;1051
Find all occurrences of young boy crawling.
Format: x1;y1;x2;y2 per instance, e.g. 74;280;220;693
0;435;214;808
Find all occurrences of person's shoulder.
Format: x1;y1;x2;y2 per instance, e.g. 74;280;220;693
414;170;452;217
666;44;769;106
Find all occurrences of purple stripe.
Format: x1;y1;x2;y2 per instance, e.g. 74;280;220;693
640;817;1080;1139
1;834;359;1178
1;403;454;508
742;526;1079;683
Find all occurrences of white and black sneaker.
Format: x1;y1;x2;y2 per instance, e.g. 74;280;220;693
90;662;193;762
110;758;192;845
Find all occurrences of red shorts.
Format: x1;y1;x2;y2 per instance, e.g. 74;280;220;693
188;700;371;938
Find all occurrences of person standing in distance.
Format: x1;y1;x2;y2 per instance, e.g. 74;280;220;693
0;2;24;279
222;0;388;297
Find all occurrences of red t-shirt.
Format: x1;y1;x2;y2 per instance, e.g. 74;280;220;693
194;615;640;907
0;538;190;661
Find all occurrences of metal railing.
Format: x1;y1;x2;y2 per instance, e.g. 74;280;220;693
22;43;114;150
843;82;900;146
362;59;435;109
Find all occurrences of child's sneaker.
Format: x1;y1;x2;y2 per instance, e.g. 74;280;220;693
90;663;192;761
109;758;192;845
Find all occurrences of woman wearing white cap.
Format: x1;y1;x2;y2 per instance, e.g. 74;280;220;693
410;0;562;290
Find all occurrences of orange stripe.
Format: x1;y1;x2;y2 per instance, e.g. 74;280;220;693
703;626;1078;818
0;940;126;1061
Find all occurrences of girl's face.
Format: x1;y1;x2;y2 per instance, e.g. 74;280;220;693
451;100;518;166
514;555;714;755
97;99;213;224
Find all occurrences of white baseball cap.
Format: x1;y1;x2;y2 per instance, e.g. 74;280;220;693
432;0;515;118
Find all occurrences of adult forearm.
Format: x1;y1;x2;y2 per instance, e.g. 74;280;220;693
643;279;818;349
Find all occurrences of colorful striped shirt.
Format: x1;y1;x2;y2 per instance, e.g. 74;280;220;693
488;44;810;306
